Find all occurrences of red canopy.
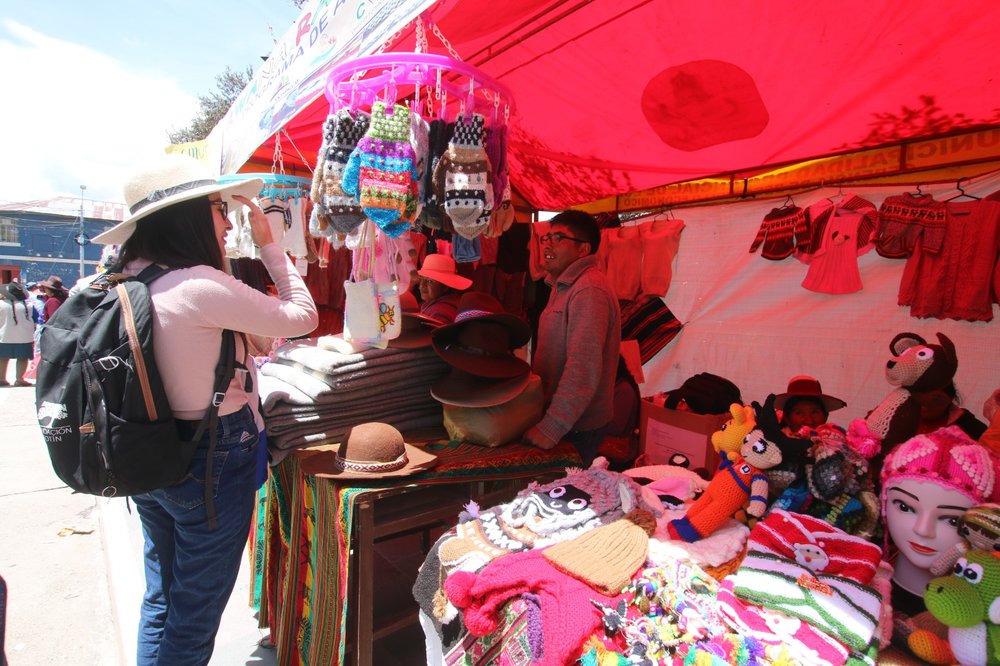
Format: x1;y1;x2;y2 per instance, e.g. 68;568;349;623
243;0;1000;211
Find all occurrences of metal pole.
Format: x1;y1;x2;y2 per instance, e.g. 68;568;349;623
78;185;87;278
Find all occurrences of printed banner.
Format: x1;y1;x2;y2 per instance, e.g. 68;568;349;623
212;0;435;175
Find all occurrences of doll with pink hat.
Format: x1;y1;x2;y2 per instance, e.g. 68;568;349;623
879;426;1000;642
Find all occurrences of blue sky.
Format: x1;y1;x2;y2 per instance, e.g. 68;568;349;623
0;0;301;205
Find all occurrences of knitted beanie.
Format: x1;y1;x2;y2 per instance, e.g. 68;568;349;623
880;426;1000;521
342;102;417;237
748;509;882;585
433;113;493;233
543;509;656;595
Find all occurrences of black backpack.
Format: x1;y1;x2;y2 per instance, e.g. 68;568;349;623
35;265;240;522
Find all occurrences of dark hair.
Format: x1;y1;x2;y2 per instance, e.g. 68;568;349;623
779;396;828;425
549;209;600;255
114;197;224;271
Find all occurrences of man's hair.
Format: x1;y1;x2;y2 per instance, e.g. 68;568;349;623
549;209;600;255
114;197;225;272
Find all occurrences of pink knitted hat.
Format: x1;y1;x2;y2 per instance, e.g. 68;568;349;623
880;426;1000;515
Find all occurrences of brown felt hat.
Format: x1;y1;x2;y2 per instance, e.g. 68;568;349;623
431;367;531;407
299;422;438;480
388;290;441;349
432;292;531;378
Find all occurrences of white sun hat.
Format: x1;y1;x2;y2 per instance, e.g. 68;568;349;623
93;153;263;245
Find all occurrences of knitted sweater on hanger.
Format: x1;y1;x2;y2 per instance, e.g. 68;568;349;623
874;193;946;259
749;205;807;260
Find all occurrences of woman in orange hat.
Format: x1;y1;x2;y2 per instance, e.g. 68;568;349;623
773;375;847;436
415;254;472;324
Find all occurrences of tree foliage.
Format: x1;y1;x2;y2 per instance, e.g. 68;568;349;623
167;66;255;143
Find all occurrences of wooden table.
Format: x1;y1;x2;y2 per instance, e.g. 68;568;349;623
257;440;581;666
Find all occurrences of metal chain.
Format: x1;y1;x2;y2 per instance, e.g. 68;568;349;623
415;15;428;54
429;20;463;61
271;132;285;175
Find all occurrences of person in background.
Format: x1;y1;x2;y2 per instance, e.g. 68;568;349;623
912;380;988;440
37;275;68;322
524;210;621;466
773;375;847;435
415;254;472;324
980;388;1000;453
94;153;318;666
0;283;35;386
69;245;119;297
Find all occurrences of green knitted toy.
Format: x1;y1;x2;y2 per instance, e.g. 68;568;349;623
925;549;1000;666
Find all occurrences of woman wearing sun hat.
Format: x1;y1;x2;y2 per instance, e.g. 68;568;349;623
774;375;847;435
95;153;318;666
37;275;68;322
0;282;35;386
416;253;473;324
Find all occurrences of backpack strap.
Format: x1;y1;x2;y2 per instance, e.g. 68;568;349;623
190;329;238;530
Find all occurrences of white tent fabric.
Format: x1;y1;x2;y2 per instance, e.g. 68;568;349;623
641;171;1000;423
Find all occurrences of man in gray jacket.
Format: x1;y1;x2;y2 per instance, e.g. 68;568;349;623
524;210;621;465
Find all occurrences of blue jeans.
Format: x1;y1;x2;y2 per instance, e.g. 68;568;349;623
133;405;259;666
565;425;608;468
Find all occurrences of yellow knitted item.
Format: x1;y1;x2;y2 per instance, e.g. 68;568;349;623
544;510;655;595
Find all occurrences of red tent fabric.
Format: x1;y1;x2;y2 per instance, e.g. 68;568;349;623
245;0;1000;211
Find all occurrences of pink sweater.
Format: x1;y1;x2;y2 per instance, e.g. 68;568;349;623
124;243;318;420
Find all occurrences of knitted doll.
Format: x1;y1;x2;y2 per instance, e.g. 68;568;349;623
924;549;1000;666
667;425;783;542
847;332;958;467
711;403;757;463
930;504;1000;576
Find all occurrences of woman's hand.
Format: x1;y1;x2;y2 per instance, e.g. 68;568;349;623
232;195;274;248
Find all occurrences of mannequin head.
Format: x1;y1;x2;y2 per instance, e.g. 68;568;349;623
880;426;1000;594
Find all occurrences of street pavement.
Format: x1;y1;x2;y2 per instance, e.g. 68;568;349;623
0;373;276;666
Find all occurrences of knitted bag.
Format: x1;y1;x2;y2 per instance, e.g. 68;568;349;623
342;221;383;346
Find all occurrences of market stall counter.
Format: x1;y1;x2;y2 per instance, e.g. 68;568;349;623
255;436;581;666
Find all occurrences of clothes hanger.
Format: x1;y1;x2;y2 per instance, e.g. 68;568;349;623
778;194;796;209
944;177;980;202
908;182;930;199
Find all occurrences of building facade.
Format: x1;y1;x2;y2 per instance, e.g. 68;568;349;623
0;197;123;286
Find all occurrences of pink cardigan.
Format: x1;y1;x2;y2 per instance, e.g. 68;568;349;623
125;243;318;420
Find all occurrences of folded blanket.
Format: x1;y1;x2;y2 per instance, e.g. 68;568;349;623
267;410;445;452
261;359;449;403
274;338;433;375
265;398;441;435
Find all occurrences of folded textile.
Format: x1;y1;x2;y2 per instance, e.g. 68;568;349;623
265;401;440;437
260;360;448;406
748;509;882;585
730;550;881;651
265;354;449;393
716;577;850;666
268;411;445;452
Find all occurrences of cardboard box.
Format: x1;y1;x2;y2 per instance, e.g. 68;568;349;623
638;400;728;471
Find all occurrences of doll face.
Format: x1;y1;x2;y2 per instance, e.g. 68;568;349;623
884;478;972;571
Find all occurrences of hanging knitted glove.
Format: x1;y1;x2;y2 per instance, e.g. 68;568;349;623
342;101;418;236
433;113;492;234
314;109;370;234
418;119;451;230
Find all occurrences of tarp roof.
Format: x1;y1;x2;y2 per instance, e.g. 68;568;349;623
224;0;1000;212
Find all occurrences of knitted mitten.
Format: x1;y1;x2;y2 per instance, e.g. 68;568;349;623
433;113;492;232
313;109;368;233
310;113;339;204
342;101;418;234
419;119;451;229
410;111;430;221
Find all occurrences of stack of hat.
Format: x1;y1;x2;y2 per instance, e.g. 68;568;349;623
429;292;542;446
389;290;442;349
430;292;532;408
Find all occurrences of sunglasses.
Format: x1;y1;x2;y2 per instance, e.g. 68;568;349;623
210;200;229;218
540;231;586;244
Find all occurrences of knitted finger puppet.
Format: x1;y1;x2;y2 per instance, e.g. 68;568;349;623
432;113;493;235
924;549;1000;666
342;101;417;237
930;504;1000;577
847;332;958;464
318;109;371;234
667;426;783;542
712;403;757;463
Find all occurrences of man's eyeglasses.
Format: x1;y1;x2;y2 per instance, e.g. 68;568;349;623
540;232;587;244
211;200;229;218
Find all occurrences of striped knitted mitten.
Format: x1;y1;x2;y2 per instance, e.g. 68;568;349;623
433;113;492;236
313;109;370;234
342;101;418;237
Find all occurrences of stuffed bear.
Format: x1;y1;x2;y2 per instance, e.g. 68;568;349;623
924;549;1000;666
848;332;958;465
